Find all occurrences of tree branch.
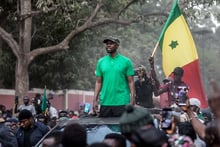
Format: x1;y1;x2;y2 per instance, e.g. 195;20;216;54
87;0;103;23
0;26;20;58
19;5;60;21
142;12;169;17
27;1;164;64
28;17;137;64
117;0;138;16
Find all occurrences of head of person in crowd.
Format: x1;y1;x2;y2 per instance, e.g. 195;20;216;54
18;109;34;129
88;142;111;147
0;120;18;147
47;118;57;129
131;126;169;147
48;91;54;100
204;120;220;147
168;134;194;147
103;133;126;147
0;105;6;113
42;130;62;147
0;113;4;123
178;122;197;142
59;110;68;118
189;98;201;114
136;65;147;79
163;77;172;84
31;97;36;105
61;123;87;147
36;113;47;124
5;117;19;133
23;96;30;105
172;67;184;83
189;98;205;123
201;108;213;125
119;105;154;140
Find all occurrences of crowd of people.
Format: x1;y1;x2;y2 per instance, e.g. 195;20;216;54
0;36;220;147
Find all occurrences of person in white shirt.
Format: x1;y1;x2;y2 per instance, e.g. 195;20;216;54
17;96;36;116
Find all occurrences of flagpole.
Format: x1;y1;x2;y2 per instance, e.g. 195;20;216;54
151;42;159;57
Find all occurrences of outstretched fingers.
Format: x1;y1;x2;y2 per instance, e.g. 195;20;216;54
209;79;219;93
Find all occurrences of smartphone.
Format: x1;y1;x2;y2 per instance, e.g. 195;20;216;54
177;86;189;106
15;96;19;104
161;108;172;130
178;92;188;106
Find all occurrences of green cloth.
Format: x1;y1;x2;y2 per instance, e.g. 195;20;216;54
41;88;47;112
96;53;134;106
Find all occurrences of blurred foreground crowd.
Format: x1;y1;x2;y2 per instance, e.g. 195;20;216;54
0;80;220;147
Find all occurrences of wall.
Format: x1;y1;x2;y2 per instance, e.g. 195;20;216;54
0;88;94;111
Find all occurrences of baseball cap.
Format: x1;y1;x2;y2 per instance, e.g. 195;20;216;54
119;105;154;135
189;98;201;108
103;36;120;45
18;109;33;121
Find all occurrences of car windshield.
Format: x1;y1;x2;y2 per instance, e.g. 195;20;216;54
35;117;122;147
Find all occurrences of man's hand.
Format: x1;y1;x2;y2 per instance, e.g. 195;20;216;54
208;79;220;118
179;98;190;112
149;56;154;68
130;98;135;106
93;99;99;115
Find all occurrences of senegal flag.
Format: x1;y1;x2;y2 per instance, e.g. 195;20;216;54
158;0;207;108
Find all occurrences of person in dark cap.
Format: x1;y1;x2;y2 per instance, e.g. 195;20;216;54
15;109;49;147
5;117;19;134
0;118;18;147
149;57;189;107
119;105;154;140
93;36;135;117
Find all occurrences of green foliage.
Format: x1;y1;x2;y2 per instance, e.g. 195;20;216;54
1;0;220;93
0;47;16;88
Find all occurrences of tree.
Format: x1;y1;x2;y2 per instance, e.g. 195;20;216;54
0;0;161;104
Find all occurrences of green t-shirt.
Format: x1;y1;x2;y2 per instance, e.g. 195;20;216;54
96;53;134;106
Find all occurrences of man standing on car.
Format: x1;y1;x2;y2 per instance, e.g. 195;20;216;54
93;36;135;117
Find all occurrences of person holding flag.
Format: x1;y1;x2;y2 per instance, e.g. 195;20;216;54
40;88;58;123
150;58;189;107
150;0;207;108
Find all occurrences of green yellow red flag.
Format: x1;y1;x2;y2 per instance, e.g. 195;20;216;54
158;0;207;108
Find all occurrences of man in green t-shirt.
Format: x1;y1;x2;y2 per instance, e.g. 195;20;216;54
93;36;135;117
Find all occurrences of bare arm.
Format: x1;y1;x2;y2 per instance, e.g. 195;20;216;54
128;76;135;105
181;99;206;140
187;109;206;139
153;85;169;96
93;77;102;111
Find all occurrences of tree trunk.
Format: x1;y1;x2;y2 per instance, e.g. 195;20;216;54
15;57;29;104
15;0;32;104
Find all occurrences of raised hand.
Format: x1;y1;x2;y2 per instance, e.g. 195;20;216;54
208;79;220;118
148;56;154;68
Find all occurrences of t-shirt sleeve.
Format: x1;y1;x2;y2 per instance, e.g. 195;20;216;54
126;59;134;76
95;60;102;77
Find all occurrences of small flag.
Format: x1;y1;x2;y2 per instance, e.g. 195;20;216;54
41;87;47;112
158;0;207;108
